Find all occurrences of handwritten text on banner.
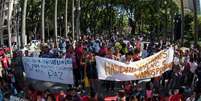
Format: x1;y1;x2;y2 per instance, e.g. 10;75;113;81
22;57;74;84
96;47;174;81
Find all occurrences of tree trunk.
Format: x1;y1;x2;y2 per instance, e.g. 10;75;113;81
165;3;168;40
0;2;4;45
22;0;28;48
65;0;68;38
76;0;80;41
16;5;21;49
180;0;184;45
171;14;174;42
42;0;45;43
193;0;198;44
8;0;14;57
72;0;75;43
54;0;58;47
47;23;50;39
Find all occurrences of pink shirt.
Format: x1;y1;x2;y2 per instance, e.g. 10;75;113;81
1;57;9;69
136;40;141;50
99;47;107;56
146;90;153;98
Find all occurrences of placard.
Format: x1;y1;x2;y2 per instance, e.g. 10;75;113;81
22;57;74;84
10;96;28;101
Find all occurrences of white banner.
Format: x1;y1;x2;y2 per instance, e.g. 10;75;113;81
22;57;74;84
96;47;174;81
10;96;28;101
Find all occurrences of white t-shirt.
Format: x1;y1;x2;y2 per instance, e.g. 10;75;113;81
174;56;180;65
190;62;198;73
120;55;126;63
186;97;195;101
120;55;132;64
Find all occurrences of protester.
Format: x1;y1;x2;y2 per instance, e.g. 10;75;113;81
169;88;184;101
1;53;10;70
186;92;196;101
1;34;201;101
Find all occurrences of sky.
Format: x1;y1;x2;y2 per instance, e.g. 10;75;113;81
200;0;201;10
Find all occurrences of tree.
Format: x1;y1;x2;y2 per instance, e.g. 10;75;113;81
184;13;193;40
41;0;45;43
180;0;184;45
22;0;28;48
8;0;14;56
17;0;180;41
54;0;58;47
65;0;68;37
198;16;201;39
76;0;80;40
193;0;198;44
72;0;75;42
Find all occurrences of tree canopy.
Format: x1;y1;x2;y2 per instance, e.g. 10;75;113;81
19;0;180;41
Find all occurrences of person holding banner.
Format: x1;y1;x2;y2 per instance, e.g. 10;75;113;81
105;48;115;92
1;53;10;82
133;49;141;61
86;52;97;92
99;42;108;57
1;53;10;70
65;46;79;86
120;52;133;64
113;47;121;61
39;45;55;58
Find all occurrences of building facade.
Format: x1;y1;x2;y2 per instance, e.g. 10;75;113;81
0;0;18;46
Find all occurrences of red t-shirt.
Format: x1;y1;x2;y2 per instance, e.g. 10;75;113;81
0;50;4;56
99;47;108;56
56;94;66;101
169;94;184;101
82;96;90;101
133;54;140;61
29;91;37;101
124;84;132;94
1;57;9;69
76;46;83;56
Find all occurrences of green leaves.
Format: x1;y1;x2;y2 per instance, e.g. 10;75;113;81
18;0;180;37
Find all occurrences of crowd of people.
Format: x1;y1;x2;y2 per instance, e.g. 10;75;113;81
0;34;201;101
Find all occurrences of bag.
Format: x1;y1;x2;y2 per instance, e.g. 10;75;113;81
83;70;90;88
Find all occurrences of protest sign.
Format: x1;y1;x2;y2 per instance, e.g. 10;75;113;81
10;96;28;101
96;47;174;81
22;57;74;84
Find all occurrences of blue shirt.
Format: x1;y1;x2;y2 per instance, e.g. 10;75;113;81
0;89;3;101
